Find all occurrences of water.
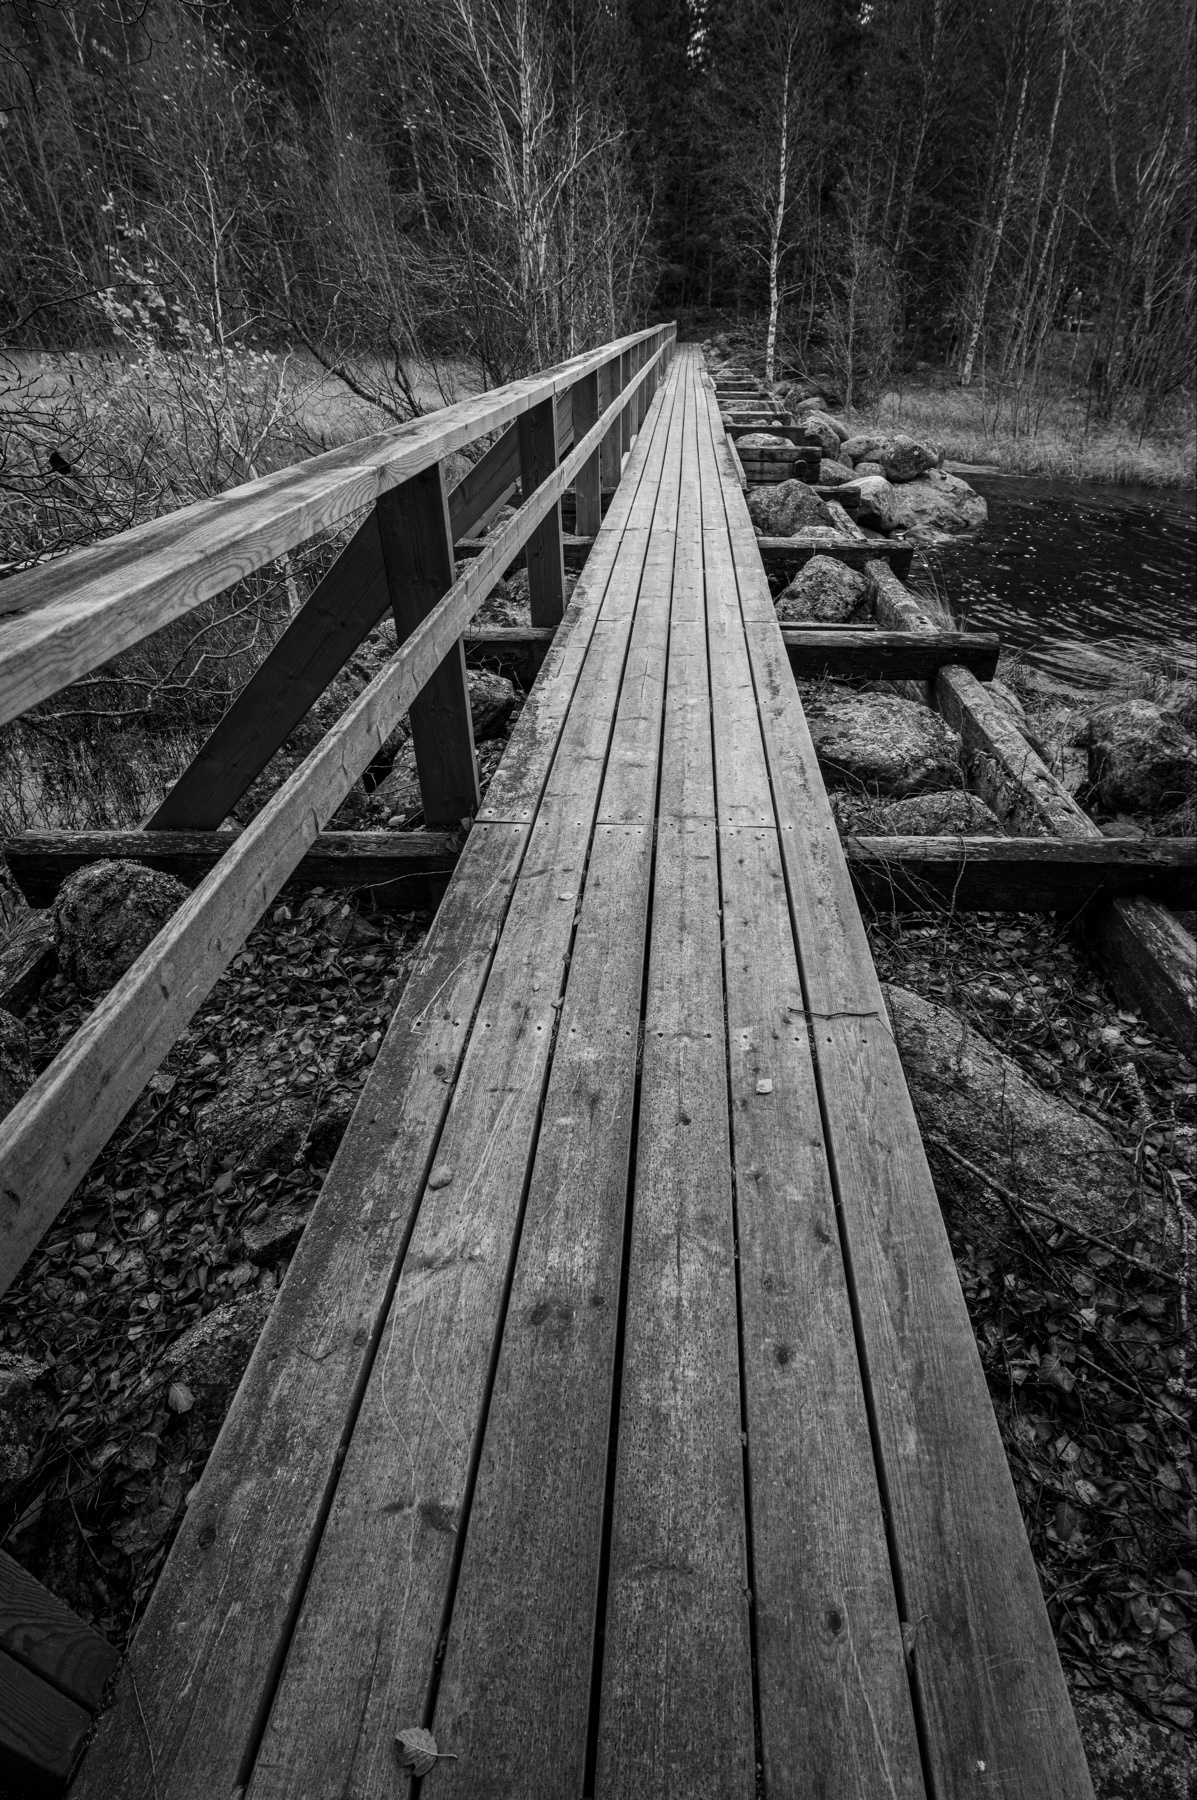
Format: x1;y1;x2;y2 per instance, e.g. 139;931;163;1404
924;475;1197;690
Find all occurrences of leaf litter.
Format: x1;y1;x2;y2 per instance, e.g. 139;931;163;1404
868;906;1196;1742
0;886;429;1647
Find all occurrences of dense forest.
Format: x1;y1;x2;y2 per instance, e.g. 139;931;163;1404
2;0;1194;427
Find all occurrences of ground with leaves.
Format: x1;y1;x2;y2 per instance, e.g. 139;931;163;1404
869;908;1195;1791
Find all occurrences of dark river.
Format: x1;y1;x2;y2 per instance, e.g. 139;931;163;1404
924;475;1196;690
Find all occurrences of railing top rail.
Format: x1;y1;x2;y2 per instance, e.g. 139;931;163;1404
0;324;674;728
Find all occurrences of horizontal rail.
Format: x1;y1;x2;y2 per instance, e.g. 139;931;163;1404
0;332;674;1295
0;326;670;727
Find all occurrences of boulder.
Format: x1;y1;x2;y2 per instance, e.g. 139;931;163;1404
795;526;841;541
195;1055;358;1175
0;1010;32;1118
1086;699;1197;813
241;1203;313;1266
854;460;886;478
841;434;888;464
776;556;871;624
846;476;902;533
164;1291;274;1432
736;431;790;448
798;413;842;458
818;459;856;486
803;691;962;795
880;433;940;483
886;984;1130;1258
467;668;519;741
746;480;833;536
869;790;1004;835
54;860;191;996
1073;1689;1195;1800
887;469;988;537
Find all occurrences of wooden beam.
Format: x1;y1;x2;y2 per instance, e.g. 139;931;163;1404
0;1549;118;1714
453;533;593;572
599;355;621;494
3;829;461;911
759;537;914;579
148;429;529;835
517;397;567;628
0;1644;91;1792
783;626;999;681
845;835;1196;913
377;463;480;829
0;335;673;1296
572;370;602;537
0;326;670;728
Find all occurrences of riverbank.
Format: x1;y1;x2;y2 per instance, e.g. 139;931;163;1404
858;379;1196;488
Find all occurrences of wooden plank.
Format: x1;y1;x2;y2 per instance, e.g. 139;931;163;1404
783;626;999;682
0;913;55;1015
464;624;555;684
0;340;674;1297
517;396;568;627
704;372;1096;1797
67;427;658;1799
453;532;593;572
149;421;544;836
0;328;672;727
0;1550;117;1714
596;360;755;1796
243;362;687;1800
147;509;390;831
600;355;622;494
845;834;1196;913
758;537;914;579
573;370;602;537
694;393;924;1795
0;1645;90;1793
424;353;686;1800
3;829;461;910
619;349;633;460
377;462;480;829
1079;897;1197;1047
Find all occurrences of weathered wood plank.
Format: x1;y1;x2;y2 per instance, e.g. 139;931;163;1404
3;829;461;910
847;834;1196;913
0;1550;117;1715
572;369;602;537
694;387;924;1795
0;328;671;727
517;395;568;627
784;626;999;681
422;355;687;1800
243;360;687;1800
67;374;675;1797
758;536;914;578
377;462;480;828
452;531;594;571
0;1644;90;1792
596;363;755;1796
1079;896;1197;1047
705;365;1096;1796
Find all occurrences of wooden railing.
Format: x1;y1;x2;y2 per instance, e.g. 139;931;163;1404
0;324;676;1295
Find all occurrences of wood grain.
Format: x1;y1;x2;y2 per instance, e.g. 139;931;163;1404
704;371;1096;1798
572;369;603;537
517;396;567;627
846;834;1196;913
244;357;686;1800
0;1644;90;1791
0;1549;117;1713
377;462;480;828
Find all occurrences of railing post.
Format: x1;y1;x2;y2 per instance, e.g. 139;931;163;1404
599;355;622;503
619;348;633;460
572;371;602;539
516;397;567;627
376;462;480;829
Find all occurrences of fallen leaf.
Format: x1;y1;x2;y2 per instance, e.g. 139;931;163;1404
395;1725;457;1776
168;1382;195;1414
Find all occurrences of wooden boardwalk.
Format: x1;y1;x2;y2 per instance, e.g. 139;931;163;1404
69;348;1093;1797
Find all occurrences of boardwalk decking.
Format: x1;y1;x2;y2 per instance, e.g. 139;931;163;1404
71;349;1093;1797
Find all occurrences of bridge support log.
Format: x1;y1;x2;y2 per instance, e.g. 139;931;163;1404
377;463;479;829
570;371;602;539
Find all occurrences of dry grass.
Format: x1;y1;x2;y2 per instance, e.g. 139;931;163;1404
855;382;1196;487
